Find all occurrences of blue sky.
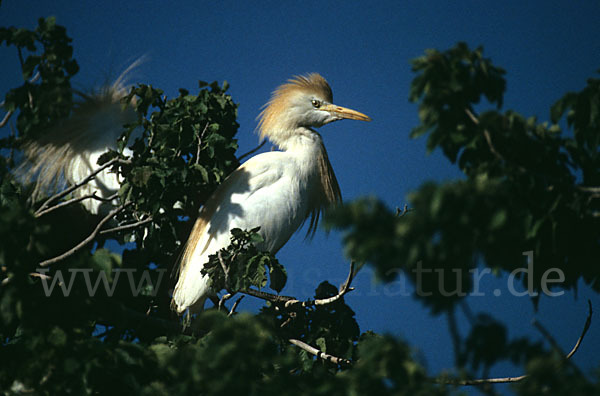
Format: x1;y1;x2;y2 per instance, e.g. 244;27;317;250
2;1;599;393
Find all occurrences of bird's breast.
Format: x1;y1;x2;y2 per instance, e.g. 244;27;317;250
230;161;317;253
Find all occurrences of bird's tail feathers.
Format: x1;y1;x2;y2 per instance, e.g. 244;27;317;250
170;257;211;315
171;217;214;315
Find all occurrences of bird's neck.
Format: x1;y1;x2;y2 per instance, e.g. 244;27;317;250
270;126;342;230
275;127;330;177
268;126;317;152
269;128;320;185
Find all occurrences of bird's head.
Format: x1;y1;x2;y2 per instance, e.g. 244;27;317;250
257;74;370;145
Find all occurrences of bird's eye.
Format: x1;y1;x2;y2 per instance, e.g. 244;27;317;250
311;99;321;108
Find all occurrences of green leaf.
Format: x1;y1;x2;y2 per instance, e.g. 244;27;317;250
48;327;67;347
131;166;153;186
192;163;209;183
489;210;507;230
268;259;287;293
316;337;327;354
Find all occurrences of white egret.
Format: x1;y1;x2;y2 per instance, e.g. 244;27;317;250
17;67;139;215
171;74;371;314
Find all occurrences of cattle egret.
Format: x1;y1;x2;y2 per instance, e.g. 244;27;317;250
18;69;139;215
171;74;370;314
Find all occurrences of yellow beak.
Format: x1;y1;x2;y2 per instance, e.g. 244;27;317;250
321;104;371;122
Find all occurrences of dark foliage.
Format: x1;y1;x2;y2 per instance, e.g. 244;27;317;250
0;17;598;395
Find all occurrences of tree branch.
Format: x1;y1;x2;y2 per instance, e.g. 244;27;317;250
35;193;118;218
39;204;126;267
438;300;593;386
99;216;153;235
34;157;122;216
238;261;356;309
284;260;356;308
218;251;230;289
228;295;245;317
17;47;25;70
464;108;505;162
0;109;13;129
577;186;600;194
566;300;593;360
238;288;296;304
218;292;234;311
195;122;209;165
396;203;414;217
289;338;352;366
438;374;529;386
1;71;41;129
2;270;55;287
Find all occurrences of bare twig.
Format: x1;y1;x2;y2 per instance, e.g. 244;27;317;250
228;295;245;316
195;122;209;165
218;293;234;311
35;157;122;215
35;193;119;218
237;139;267;162
1;72;41;129
577;186;600;194
239;261;356;309
99;216;153;235
39;204;126;267
438;300;593;386
340;260;356;292
465;108;530;175
29;272;52;281
465;108;505;162
2;271;54;287
437;374;529;386
280;316;294;328
0;110;13;128
17;47;25;69
29;71;41;84
396;204;413;217
566;300;593;360
218;251;230;288
289;338;352;366
284;260;356;308
239;288;296;304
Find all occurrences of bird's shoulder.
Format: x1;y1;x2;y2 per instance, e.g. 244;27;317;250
237;150;293;182
240;150;291;170
200;151;288;204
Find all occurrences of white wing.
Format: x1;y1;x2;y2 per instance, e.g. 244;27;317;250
171;150;313;314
